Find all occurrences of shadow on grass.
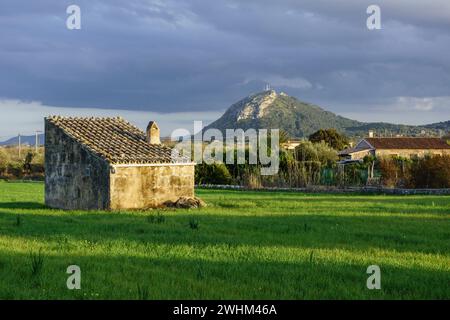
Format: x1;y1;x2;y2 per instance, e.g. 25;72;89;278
0;250;448;299
0;202;47;210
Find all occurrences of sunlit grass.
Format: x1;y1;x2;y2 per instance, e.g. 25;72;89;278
0;180;449;299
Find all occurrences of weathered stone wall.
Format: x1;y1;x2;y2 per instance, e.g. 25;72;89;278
375;149;450;158
349;149;373;160
45;120;110;210
109;164;195;209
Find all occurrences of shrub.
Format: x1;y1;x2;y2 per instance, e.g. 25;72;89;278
23;151;34;174
0;148;8;176
409;155;450;188
7;162;23;179
279;149;295;173
242;170;262;188
294;141;337;166
195;163;233;185
341;162;369;186
291;141;338;186
294;141;318;162
32;151;44;166
314;141;338;167
379;157;399;187
308;128;350;150
379;154;450;188
0;147;44;179
30;164;45;174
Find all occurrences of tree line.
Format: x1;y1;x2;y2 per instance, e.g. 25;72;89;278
195;129;450;189
0;147;44;180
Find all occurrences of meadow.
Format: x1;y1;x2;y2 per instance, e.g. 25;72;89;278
0;180;448;299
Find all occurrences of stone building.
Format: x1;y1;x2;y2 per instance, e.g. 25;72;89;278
339;137;450;160
45;116;194;210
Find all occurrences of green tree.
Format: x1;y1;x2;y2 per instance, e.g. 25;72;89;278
294;141;337;166
23;151;34;175
308;128;349;150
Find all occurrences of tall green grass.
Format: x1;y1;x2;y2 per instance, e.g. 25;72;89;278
0;180;448;299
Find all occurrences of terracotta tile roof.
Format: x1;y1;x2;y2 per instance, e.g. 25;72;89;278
46;116;190;164
365;137;450;150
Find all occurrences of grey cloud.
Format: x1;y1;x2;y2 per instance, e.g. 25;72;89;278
0;0;449;125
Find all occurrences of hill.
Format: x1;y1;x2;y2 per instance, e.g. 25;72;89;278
424;120;450;131
204;90;449;138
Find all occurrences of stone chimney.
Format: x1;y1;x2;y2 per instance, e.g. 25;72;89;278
368;130;374;138
146;121;161;144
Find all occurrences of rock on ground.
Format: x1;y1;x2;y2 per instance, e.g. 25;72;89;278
164;196;207;209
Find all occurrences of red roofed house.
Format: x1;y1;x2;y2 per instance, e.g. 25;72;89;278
339;137;450;160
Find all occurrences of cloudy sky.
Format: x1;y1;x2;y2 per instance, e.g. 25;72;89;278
1;0;449;139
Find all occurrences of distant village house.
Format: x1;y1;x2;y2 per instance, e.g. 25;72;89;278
281;139;302;150
339;137;450;161
45;116;195;210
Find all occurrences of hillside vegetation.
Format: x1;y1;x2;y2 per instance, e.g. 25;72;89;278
205;91;449;138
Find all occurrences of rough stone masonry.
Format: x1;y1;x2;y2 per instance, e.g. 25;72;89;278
45;116;194;210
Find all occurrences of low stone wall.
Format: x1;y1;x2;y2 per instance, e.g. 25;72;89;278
196;184;450;195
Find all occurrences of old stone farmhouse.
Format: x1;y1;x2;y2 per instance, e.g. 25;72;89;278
45;116;194;210
339;137;450;160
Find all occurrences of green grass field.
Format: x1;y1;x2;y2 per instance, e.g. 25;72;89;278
0;180;449;299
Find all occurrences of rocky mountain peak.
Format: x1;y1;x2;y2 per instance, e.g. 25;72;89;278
236;90;278;121
203;91;447;138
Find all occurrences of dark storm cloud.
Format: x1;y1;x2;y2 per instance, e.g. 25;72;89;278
0;0;449;120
